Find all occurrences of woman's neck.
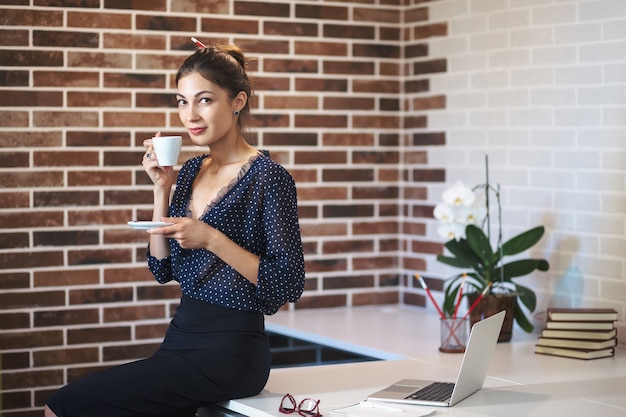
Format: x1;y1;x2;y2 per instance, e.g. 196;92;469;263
207;139;257;170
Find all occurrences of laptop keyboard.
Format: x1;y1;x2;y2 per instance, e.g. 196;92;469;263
405;382;455;402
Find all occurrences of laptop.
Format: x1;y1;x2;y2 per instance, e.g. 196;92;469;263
367;310;505;407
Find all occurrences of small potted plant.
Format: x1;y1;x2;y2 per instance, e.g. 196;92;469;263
433;158;549;341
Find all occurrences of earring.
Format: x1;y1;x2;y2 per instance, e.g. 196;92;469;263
233;110;240;116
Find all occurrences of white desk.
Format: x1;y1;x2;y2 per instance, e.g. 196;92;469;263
212;306;626;417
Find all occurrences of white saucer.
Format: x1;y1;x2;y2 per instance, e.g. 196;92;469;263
127;221;173;230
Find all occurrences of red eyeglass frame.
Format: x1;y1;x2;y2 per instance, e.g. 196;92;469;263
279;393;322;417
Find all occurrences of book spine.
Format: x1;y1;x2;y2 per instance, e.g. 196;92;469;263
546;308;618;322
545;321;615;330
536;337;617;350
540;329;616;340
534;346;615;360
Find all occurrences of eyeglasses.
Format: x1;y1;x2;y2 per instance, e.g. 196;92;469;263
279;393;322;417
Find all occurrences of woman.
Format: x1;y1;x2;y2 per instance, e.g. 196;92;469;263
44;42;306;417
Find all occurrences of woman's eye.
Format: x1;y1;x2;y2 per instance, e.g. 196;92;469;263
199;97;211;104
177;99;187;106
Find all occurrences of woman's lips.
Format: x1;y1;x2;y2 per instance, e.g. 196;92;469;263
189;127;206;135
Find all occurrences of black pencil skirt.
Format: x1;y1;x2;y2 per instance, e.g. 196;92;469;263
46;296;271;417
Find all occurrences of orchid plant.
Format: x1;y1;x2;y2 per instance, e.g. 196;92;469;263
433;166;549;333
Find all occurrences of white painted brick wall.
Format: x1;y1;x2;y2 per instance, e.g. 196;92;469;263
424;0;626;323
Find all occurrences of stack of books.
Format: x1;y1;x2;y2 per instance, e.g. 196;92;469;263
535;308;618;360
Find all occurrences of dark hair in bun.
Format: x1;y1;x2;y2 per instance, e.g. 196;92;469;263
176;44;252;130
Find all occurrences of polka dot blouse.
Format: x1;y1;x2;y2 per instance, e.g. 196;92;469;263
147;151;305;315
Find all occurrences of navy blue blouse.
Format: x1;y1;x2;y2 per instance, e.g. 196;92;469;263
147;151;305;315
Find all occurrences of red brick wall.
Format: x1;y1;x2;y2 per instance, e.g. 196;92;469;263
0;1;445;414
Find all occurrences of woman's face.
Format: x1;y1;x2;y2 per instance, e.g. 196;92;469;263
176;71;239;147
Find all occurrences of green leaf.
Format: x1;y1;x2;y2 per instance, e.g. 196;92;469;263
442;238;483;267
463;273;488;291
443;280;461;316
501;226;545;256
498;258;550;280
514;298;534;333
443;273;487;317
512;282;537;312
536;259;550;271
436;254;472;269
465;224;493;267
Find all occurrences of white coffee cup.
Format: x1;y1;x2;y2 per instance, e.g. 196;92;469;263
152;136;182;166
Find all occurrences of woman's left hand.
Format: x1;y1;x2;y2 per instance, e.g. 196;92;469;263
148;217;214;250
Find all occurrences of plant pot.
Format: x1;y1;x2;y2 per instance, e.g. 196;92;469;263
467;293;516;342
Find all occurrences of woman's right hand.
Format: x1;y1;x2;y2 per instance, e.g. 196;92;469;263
142;135;175;189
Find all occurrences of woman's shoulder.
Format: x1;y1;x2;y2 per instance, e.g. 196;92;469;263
252;151;294;181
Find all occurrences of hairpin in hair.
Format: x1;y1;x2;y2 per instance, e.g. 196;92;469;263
191;37;207;49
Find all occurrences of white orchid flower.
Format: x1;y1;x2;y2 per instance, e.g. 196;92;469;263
441;181;475;206
453;205;474;224
468;192;487;225
437;222;465;241
433;202;453;222
435;181;485;241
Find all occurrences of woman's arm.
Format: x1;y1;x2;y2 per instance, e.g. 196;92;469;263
142;135;176;260
148;187;172;260
254;167;305;308
205;227;260;285
149;218;261;285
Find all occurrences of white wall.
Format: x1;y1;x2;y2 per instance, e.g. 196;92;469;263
423;0;626;324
